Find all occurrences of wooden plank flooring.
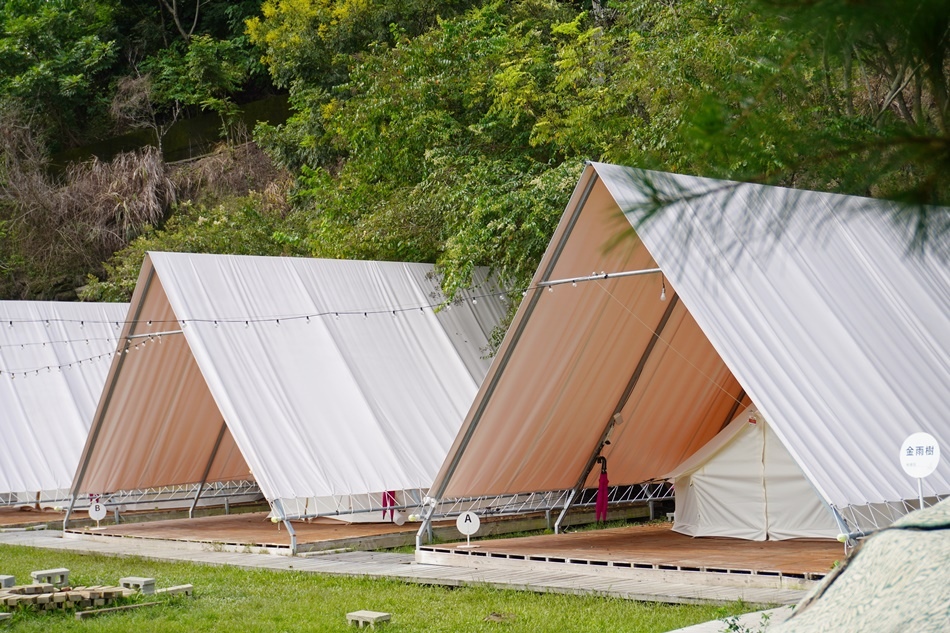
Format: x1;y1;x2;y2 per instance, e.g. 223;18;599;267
0;506;62;528
65;512;436;547
424;522;842;577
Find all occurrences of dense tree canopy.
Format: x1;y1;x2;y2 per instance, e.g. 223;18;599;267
1;0;947;304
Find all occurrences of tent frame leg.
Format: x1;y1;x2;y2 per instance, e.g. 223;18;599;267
62;495;76;530
415;501;436;550
553;489;576;534
273;499;297;555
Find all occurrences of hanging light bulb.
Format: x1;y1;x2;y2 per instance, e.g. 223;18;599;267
660;277;667;301
572;281;577;287
245;320;249;328
547;286;553;293
45;320;50;327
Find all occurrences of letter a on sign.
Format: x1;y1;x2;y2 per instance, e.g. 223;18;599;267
456;511;480;536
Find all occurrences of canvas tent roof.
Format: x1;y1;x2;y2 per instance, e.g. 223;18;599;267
431;162;950;531
664;405;839;540
0;301;128;497
71;252;504;516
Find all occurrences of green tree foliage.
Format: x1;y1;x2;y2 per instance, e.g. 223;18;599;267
80;193;309;301
0;0;117;145
247;0;478;89
252;0;794;299
142;35;252;137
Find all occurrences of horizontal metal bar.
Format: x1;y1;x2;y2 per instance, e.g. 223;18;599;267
537;268;662;288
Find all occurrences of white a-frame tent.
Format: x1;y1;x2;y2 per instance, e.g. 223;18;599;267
664;405;839;541
68;252;504;536
427;162;950;538
0;301;128;505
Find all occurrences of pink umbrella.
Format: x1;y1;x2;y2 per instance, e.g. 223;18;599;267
595;457;609;522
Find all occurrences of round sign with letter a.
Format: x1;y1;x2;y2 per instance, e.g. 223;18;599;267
456;511;480;536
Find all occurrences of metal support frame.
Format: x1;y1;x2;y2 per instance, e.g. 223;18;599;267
273;499;297;555
416;499;437;550
189;420;228;518
553;490;576;534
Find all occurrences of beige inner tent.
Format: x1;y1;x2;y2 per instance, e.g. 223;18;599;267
665;405;839;541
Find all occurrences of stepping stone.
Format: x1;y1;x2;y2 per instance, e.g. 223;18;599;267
0;575;13;589
346;610;391;628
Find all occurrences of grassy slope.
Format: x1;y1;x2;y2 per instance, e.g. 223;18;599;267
0;544;752;632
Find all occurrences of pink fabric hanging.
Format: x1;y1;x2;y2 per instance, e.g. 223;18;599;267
382;490;397;520
595;457;609;522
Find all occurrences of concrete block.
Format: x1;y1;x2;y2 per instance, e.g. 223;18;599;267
30;568;68;586
346;610;391;628
119;576;156;595
0;576;13;589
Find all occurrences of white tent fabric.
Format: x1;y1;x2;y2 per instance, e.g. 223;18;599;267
665;405;839;540
0;301;128;500
431;162;950;535
73;253;504;518
600;164;950;522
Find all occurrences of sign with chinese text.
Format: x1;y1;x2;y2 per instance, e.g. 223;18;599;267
900;432;940;478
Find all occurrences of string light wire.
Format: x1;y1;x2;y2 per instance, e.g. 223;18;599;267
0;267;664;378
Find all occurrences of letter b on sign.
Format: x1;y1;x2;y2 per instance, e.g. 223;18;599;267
88;502;107;521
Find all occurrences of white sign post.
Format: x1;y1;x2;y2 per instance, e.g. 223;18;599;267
88;496;107;528
900;432;941;509
456;511;480;549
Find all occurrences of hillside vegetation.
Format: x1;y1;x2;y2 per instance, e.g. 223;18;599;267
1;0;947;303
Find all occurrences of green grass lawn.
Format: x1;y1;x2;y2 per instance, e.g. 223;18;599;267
0;544;753;632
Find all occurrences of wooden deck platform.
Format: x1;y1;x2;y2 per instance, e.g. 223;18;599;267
418;522;843;592
0;506;62;529
64;512;449;553
3;528;813;605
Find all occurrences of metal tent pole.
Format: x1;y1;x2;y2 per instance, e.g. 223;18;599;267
189;420;228;518
273;499;297;555
62;495;76;531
